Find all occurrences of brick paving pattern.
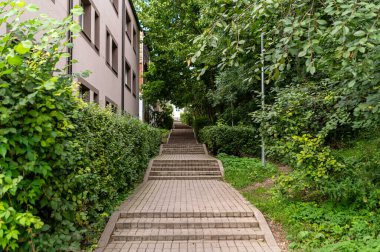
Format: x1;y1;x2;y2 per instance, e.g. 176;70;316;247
101;122;280;252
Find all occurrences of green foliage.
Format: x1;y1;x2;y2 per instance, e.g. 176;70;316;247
200;126;258;156
332;132;380;209
245;188;380;252
192;116;212;137
252;82;350;147
0;2;82;250
0;3;161;250
194;0;380;130
218;154;278;189
149;103;174;130
270;131;380;209
180;110;193;126
275;135;347;201
136;0;213;113
69;105;161;247
220;156;380;252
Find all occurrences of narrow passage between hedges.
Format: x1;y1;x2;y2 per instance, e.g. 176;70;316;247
96;122;280;252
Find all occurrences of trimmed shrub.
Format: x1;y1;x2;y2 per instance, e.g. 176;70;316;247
180;111;193;126
0;3;161;251
68;105;161;248
150;104;174;130
192;116;212;137
199;126;258;156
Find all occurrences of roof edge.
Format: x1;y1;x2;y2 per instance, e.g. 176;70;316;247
129;0;142;30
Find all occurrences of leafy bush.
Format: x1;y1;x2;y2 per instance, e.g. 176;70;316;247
150;103;174;130
275;135;346;201
200;126;258;156
218;154;278;189
222;155;380;252
68;105;161;247
0;3;161;251
0;2;83;250
245;189;380;252
332;132;380;209
180;110;193;126
273;132;380;208
192;116;212;136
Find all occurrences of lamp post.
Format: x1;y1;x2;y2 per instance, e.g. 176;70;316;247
261;32;266;168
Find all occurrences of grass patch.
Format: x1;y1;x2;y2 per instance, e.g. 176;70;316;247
244;187;380;251
218;153;278;189
220;152;380;251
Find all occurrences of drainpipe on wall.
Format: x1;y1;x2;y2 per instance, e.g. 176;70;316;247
121;0;126;112
67;0;73;75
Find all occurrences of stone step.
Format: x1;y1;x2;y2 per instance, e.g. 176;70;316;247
162;144;203;147
105;240;275;252
167;140;197;144
148;175;222;180
173;126;192;129
162;146;204;150
149;171;221;176
111;228;264;241
120;211;256;219
169;136;195;139
153;160;217;164
151;167;220;171
162;146;204;149
115;217;259;229
161;148;205;153
169;132;195;134
151;163;219;168
169;135;195;137
168;140;198;143
169;137;195;139
170;132;194;134
168;140;197;144
161;150;206;154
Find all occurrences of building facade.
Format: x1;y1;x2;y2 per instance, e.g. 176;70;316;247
20;0;142;116
139;31;149;121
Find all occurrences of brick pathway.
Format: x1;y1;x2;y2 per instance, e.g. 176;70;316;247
97;122;280;252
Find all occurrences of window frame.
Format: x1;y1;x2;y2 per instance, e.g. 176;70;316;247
125;59;131;91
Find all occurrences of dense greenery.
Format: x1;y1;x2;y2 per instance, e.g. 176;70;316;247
138;0;380;250
0;3;161;250
221;154;380;251
200;126;258;156
70;105;161;248
218;154;278;189
148;103;174;130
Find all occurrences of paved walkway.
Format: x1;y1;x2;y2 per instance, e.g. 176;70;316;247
97;122;280;252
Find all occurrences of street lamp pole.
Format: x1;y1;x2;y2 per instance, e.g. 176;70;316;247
261;32;266;168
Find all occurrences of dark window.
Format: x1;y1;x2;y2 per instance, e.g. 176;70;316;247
80;0;91;40
132;73;137;97
144;63;148;72
112;40;118;74
133;28;138;53
106;100;117;113
126;11;132;40
106;30;111;65
93;92;99;104
125;60;131;90
79;84;90;102
94;12;100;51
112;0;119;13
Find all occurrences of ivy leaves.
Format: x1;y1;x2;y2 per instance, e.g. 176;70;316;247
0;1;84;250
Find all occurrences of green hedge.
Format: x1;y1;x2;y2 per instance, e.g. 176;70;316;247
0;3;161;251
192;116;213;137
199;126;258;156
70;105;161;247
180;111;193;126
